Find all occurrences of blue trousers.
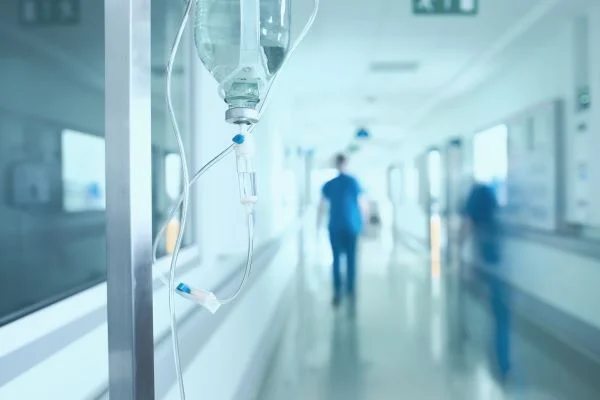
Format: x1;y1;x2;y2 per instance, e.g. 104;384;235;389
329;229;358;297
490;279;511;377
480;241;510;379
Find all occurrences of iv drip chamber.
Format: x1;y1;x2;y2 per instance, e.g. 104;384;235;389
193;0;291;120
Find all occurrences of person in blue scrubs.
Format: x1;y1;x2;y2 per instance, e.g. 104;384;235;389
319;154;367;307
461;182;510;381
462;183;501;264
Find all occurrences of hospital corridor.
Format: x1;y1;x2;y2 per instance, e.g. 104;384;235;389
2;0;600;399
259;229;600;400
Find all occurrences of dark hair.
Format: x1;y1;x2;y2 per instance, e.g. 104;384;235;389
335;153;347;168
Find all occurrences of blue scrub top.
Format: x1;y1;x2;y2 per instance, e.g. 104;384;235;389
463;183;501;264
322;174;363;234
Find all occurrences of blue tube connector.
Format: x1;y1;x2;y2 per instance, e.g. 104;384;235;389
232;134;245;144
176;282;191;294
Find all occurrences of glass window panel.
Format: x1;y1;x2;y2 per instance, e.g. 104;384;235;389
151;0;193;258
0;0;106;325
473;124;508;206
0;0;195;325
62;129;106;212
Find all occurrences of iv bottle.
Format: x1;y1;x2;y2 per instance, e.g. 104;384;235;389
194;0;291;111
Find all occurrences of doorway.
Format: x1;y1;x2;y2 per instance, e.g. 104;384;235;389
444;139;464;267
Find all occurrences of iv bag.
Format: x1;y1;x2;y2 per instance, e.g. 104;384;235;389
194;0;291;110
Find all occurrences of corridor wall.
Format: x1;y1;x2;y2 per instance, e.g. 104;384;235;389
398;7;600;330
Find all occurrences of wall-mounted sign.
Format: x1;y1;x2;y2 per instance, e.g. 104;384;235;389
504;101;561;231
571;116;590;223
413;0;478;16
577;86;591;111
19;0;80;26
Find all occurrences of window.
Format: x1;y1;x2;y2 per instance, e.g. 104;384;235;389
165;153;183;201
0;0;194;326
151;0;194;256
62;129;106;212
473;124;508;206
0;0;106;325
427;149;442;203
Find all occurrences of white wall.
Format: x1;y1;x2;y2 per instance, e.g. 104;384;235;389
254;102;296;241
399;9;600;329
412;26;572;148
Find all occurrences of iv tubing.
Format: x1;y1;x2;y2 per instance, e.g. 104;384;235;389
153;142;254;304
166;0;193;399
221;211;255;304
152;144;234;270
161;0;320;399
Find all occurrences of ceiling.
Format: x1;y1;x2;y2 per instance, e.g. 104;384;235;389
0;0;595;161
278;0;594;162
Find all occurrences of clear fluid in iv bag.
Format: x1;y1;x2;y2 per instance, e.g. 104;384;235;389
194;0;291;109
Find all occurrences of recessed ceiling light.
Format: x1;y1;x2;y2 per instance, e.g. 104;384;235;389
355;128;370;139
369;61;420;73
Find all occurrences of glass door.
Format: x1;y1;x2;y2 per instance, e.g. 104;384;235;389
426;149;444;264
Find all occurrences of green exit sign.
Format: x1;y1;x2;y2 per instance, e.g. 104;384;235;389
413;0;478;16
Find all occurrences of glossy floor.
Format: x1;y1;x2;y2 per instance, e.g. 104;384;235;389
257;232;600;400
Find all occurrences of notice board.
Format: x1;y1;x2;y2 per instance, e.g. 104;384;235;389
504;100;562;231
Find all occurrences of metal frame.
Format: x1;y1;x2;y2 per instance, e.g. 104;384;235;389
105;0;155;398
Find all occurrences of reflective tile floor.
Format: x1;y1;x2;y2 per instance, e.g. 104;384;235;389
257;232;600;400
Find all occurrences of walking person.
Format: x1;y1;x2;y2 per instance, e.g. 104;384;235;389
318;154;368;307
460;181;510;381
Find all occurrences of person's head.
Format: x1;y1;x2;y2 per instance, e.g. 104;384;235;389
335;153;348;172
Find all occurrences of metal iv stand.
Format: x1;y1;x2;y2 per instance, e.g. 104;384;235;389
105;0;155;398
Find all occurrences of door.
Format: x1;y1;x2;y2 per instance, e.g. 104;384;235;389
445;139;464;267
420;149;444;263
387;164;404;240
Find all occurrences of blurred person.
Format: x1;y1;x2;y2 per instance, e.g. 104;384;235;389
318;154;368;307
460;181;510;381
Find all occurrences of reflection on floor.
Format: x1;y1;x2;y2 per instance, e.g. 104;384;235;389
257;231;600;400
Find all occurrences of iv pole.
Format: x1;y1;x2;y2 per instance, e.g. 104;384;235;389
105;0;155;398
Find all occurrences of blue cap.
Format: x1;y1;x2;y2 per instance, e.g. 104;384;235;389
232;134;245;144
176;282;191;294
